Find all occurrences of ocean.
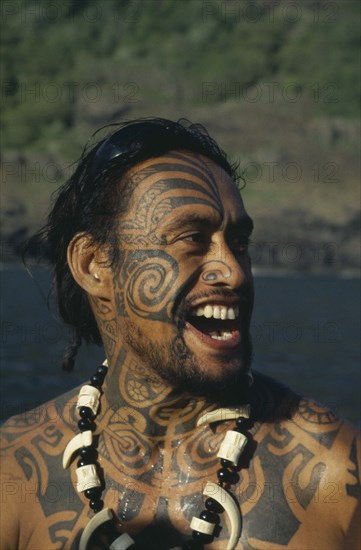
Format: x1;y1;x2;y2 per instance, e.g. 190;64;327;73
1;265;360;426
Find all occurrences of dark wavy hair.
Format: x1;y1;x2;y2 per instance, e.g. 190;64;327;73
27;117;240;369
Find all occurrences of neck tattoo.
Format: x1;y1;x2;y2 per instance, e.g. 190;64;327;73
62;361;253;550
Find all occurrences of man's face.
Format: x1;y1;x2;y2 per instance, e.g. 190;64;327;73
111;151;254;399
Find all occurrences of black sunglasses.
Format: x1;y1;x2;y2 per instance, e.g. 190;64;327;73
87;120;181;179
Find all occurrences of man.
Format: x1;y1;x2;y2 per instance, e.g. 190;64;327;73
1;118;359;549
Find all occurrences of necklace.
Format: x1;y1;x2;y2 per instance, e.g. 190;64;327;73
63;361;253;550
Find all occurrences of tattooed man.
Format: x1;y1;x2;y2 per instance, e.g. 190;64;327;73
1;119;360;550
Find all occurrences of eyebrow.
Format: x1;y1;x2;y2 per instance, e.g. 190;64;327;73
161;212;220;234
229;215;254;235
161;211;254;236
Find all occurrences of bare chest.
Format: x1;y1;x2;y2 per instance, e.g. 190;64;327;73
18;418;341;550
94;424;337;549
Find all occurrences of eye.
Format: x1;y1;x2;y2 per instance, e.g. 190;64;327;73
229;235;250;254
183;232;207;244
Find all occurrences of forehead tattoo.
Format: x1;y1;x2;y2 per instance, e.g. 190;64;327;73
119;152;225;245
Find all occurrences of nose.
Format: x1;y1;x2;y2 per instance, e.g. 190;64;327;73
201;241;250;289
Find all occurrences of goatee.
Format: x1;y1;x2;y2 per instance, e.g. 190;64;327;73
125;322;253;406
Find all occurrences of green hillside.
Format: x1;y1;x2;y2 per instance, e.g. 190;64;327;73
1;0;360;270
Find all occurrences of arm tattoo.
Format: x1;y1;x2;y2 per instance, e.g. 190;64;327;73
346;437;361;499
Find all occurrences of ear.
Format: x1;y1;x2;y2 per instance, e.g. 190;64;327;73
67;233;113;300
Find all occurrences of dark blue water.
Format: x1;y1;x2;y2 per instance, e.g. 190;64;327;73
1;266;360;426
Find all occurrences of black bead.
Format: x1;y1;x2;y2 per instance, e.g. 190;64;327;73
77;456;94;467
84;487;102;500
220;458;233;468
79;406;93;419
192;530;213;543
205;497;224;513
80;446;96;459
90;499;103;512
236;417;251;431
236;416;245;428
199;510;219;524
96;365;108;377
182;541;203;549
217;467;234;484
235;422;250;434
78;418;94;432
234;425;245;433
90;373;104;388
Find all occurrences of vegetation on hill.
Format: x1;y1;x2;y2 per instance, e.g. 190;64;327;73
1;0;360;270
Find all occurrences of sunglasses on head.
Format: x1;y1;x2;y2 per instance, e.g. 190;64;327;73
87;120;183;180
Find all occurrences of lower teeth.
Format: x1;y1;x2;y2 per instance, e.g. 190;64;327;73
211;332;232;341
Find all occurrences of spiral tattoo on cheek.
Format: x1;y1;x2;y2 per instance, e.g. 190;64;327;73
113;250;179;323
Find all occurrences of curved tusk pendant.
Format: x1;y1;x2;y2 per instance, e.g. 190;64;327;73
203;481;242;550
197;405;250;428
109;532;135;549
62;430;93;469
79;507;113;550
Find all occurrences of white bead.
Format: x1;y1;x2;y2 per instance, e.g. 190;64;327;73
62;430;93;469
76;464;100;493
217;430;247;465
190;516;215;535
109;533;135;549
76;384;101;416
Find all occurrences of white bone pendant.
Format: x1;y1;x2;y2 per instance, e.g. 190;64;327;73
190;516;215;535
197;405;250;428
62;430;93;469
203;481;241;550
79;507;113;550
76;384;101;416
217;430;248;466
76;464;101;493
109;533;136;549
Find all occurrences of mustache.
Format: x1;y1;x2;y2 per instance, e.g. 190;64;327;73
184;287;249;308
171;261;252;317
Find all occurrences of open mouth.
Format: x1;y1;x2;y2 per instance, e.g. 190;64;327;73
185;303;241;347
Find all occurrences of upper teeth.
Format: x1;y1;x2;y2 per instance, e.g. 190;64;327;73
191;305;239;320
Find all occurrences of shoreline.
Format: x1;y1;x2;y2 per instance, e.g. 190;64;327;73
0;260;359;279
